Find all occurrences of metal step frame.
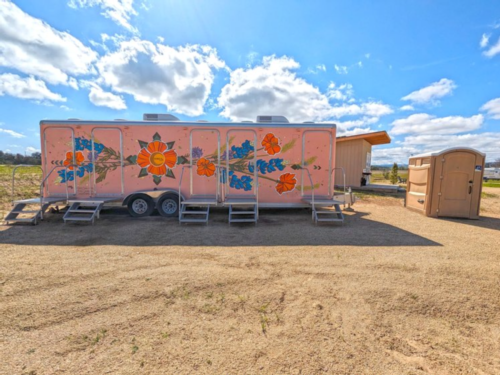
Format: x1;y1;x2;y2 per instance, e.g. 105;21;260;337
301;168;345;225
63;200;104;224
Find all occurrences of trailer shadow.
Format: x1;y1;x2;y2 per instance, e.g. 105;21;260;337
0;208;442;247
438;215;500;232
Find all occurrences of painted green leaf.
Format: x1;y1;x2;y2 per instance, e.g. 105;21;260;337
291;164;302;170
165;169;175;179
153;175;162;185
281;139;296;153
138;140;148;149
297;183;321;191
153;132;161;141
166;141;175;150
79;175;90;184
96;172;107;184
126;155;138;164
177;155;189;165
304;156;317;166
138;168;149;178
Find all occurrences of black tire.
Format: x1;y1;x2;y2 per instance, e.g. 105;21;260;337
127;194;155;217
157;193;180;217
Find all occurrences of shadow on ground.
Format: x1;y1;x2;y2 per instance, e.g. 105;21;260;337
0;207;442;247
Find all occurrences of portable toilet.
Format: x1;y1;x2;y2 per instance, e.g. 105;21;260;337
406;148;485;219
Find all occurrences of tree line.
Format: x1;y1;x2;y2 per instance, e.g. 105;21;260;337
0;150;41;165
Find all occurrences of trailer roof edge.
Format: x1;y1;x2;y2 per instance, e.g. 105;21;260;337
39;120;336;129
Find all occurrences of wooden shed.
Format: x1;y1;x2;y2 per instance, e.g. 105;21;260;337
406;148;485;219
334;131;391;187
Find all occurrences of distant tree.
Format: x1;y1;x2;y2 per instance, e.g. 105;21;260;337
382;169;390;180
389;163;399;185
0;151;41;165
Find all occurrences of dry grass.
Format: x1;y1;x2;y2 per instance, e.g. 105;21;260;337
1;191;500;374
0;165;42;219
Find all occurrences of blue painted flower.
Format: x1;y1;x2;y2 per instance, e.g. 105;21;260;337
231;140;254;159
94;142;105;153
229;172;253;191
58;170;75;183
192;147;203;159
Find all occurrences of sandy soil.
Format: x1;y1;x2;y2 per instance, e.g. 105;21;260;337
0;192;499;374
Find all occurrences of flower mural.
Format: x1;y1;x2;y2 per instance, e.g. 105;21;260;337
63;151;84;170
188;133;303;196
130;132;182;185
137;141;177;176
54;137;107;183
261;133;281;155
275;173;297;195
197;157;216;177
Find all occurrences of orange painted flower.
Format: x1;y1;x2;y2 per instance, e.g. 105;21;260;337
197;157;216;177
261;133;281;155
63;151;85;170
276;173;297;195
137;140;177;176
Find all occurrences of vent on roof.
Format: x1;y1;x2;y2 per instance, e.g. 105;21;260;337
114;119;127;121
256;115;289;123
196;120;208;122
303;121;315;123
242;120;253;123
143;113;180;121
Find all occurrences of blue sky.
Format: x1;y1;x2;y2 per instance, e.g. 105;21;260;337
0;0;499;163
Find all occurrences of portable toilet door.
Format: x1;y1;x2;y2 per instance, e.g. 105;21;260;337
434;148;485;219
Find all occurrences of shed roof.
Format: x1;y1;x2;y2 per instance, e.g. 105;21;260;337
336;130;391;145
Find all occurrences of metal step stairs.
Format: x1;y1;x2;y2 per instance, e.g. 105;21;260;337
224;196;258;224
302;196;345;224
179;197;217;224
4;201;49;225
63;200;104;224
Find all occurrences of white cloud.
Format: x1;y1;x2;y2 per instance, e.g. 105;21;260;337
402;133;500;160
400;105;415;111
217;56;393;122
96;39;225;116
480;33;490;48
87;83;127;110
334;64;348;74
25;146;40;154
402;78;456;105
307;64;326;74
0;127;25;138
481;97;500;119
372;146;419;165
327;82;353;101
0;73;66;102
68;0;139;33
483;36;500;58
391;113;483;135
0;0;97;86
336;117;379;132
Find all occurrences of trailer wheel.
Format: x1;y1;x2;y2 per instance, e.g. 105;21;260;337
157;193;180;217
127;194;155;217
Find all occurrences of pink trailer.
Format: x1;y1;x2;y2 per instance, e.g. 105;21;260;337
7;115;350;224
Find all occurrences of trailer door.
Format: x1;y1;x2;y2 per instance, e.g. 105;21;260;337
91;128;124;197
301;130;333;197
43;127;77;197
190;129;220;198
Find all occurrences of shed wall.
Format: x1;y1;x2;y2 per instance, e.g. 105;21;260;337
335;139;372;187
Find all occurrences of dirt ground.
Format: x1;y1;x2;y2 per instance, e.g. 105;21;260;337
1;190;500;374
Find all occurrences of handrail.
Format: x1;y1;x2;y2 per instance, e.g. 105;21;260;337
331;167;346;208
11;164;43;203
38;165;75;220
302;167;315;218
178;165;191;222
